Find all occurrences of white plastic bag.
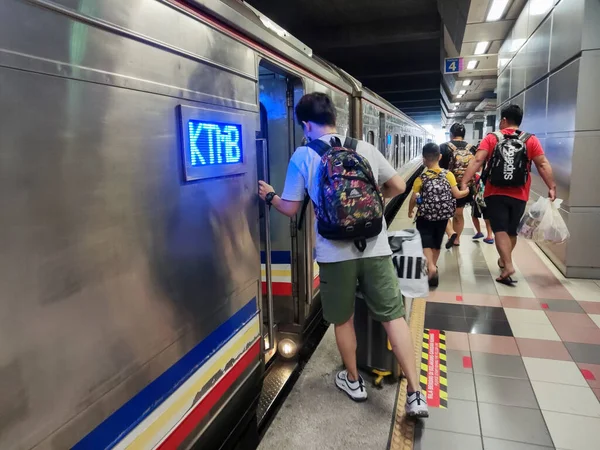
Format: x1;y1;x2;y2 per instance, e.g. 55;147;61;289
388;229;429;299
534;198;570;244
517;197;548;240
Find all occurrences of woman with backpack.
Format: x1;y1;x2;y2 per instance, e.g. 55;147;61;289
409;143;470;287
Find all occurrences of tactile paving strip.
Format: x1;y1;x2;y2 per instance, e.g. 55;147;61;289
388;298;426;450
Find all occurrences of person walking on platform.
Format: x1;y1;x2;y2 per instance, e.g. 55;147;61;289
258;92;428;417
409;143;470;287
439;123;476;249
472;171;494;244
461;104;557;285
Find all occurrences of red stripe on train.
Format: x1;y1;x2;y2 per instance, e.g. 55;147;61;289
261;277;320;296
157;340;260;449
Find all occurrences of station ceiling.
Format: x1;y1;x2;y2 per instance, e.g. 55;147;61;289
245;0;449;126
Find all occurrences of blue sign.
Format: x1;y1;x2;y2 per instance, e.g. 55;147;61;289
387;134;392;145
187;120;243;166
444;57;463;74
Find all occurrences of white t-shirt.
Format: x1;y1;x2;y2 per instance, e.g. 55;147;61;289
281;133;397;263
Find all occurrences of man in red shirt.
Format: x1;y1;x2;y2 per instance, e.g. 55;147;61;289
461;105;556;285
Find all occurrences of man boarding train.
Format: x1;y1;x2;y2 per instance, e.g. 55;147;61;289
258;92;429;417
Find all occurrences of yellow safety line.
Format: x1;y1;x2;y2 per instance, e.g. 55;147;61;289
388;298;426;450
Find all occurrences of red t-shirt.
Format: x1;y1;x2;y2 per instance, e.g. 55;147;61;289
479;128;544;202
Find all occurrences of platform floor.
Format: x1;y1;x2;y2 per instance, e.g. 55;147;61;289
259;201;600;450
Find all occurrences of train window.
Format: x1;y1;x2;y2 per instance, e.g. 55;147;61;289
367;131;375;145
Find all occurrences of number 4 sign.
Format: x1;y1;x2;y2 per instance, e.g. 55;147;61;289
444;57;463;74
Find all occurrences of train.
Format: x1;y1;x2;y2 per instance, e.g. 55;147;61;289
0;0;433;449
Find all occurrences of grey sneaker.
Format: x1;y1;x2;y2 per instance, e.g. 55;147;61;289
406;391;429;417
335;370;368;402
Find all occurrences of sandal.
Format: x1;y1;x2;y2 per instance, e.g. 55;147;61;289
496;275;518;286
428;271;439;288
445;233;458;249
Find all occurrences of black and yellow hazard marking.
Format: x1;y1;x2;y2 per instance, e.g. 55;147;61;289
388;298;426;450
420;329;448;408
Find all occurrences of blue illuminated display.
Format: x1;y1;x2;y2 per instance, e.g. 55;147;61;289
187;120;243;166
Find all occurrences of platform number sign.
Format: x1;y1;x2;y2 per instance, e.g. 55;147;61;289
444;57;463;74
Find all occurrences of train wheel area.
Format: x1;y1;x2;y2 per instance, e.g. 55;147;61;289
257;200;600;450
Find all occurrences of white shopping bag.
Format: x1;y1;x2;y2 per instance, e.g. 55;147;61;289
388;229;429;299
534;198;570;244
518;197;570;244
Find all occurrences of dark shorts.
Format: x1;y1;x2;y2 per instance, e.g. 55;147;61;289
472;201;488;219
456;192;473;209
485;195;527;236
416;217;447;250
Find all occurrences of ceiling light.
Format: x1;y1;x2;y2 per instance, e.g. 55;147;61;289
499;58;510;67
487;0;510;22
455;103;460;107
511;38;526;52
530;0;553;16
459;89;467;95
457;94;464;98
474;41;490;55
463;79;472;86
467;60;479;70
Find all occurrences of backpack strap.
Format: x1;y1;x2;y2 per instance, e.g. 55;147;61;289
343;136;358;151
464;143;474;152
492;131;504;142
446;142;457;152
297;192;311;231
306;139;331;157
518;131;532;143
298;139;328;231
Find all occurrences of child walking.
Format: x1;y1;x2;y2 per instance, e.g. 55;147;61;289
472;172;494;244
409;143;470;287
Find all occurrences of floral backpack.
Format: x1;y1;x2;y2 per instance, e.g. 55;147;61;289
302;137;384;251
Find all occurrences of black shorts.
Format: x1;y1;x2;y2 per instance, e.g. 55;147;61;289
485;195;527;236
472;201;488;219
416;218;447;250
456;192;473;209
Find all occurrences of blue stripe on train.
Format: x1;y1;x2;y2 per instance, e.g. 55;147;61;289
73;298;258;450
260;251;291;265
260;249;317;265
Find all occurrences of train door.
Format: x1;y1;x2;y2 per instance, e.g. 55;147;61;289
394;134;400;169
400;135;406;166
256;62;313;367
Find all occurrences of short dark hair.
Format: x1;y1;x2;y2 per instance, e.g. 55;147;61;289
422;142;440;162
295;92;337;127
501;104;523;126
449;123;466;138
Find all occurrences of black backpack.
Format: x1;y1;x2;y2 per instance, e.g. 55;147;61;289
297;137;384;251
485;131;532;187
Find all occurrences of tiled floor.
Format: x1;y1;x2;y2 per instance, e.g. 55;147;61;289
413;211;600;450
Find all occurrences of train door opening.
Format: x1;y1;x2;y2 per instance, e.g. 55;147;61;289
256;62;314;367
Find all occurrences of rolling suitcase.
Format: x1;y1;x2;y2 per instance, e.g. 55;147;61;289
354;229;428;388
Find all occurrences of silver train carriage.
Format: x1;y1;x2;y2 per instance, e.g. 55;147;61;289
0;0;432;448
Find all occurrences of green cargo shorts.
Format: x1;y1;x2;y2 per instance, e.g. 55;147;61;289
318;256;405;325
